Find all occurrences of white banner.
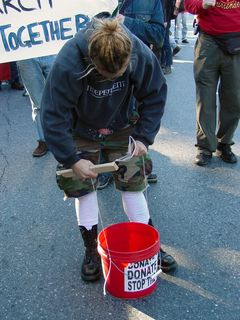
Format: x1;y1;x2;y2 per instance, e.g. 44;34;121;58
0;0;118;63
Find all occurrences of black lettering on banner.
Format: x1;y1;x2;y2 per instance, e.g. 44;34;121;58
1;0;21;14
0;0;54;14
18;0;35;12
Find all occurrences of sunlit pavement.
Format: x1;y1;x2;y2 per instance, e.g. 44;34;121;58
0;15;239;320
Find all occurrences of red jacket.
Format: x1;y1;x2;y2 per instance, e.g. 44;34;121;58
185;0;240;35
0;63;11;81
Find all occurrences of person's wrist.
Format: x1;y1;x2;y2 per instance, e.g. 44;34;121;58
71;159;82;171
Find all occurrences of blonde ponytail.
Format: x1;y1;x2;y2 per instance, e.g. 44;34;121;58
88;18;132;74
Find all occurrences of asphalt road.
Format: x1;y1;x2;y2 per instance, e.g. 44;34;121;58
0;19;239;320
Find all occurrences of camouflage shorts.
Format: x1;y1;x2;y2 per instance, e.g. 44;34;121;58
56;127;153;198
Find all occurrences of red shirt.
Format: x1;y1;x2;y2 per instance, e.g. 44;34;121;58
0;63;11;81
185;0;240;35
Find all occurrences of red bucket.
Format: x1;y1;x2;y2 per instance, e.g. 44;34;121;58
97;222;160;299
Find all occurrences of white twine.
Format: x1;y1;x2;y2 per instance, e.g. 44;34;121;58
115;135;136;162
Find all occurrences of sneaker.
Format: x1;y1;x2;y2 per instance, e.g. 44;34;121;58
11;81;24;90
182;39;189;44
195;149;212;166
159;248;177;273
147;173;158;183
173;45;181;56
163;66;172;75
97;174;113;190
32;141;48;157
216;143;237;163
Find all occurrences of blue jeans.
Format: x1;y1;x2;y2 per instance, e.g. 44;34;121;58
161;27;172;67
174;12;188;41
17;56;56;141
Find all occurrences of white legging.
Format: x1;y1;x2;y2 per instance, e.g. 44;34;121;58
75;191;150;230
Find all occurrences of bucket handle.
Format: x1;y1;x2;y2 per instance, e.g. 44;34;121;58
151;268;162;280
103;258;129;296
103;258;112;296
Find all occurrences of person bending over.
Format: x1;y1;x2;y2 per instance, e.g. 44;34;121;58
41;17;177;282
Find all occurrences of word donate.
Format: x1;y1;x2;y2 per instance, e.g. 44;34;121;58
124;253;158;292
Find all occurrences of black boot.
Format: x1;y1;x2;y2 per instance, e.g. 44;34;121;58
216;143;237;163
79;225;101;281
148;219;177;273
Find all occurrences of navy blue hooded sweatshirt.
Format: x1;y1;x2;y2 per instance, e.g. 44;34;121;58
40;20;167;168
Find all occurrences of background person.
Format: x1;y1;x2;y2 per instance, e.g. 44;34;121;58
10;62;24;90
174;0;189;44
18;56;56;157
153;0;178;75
185;0;240;166
0;62;23;91
0;63;11;90
41;17;177;282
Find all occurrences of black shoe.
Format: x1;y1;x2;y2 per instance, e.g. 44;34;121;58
81;250;101;282
147;173;158;183
11;81;24;90
195;150;212;166
173;46;181;56
216;143;237;163
159;248;177;273
182;39;189;44
97;174;113;190
147;219;177;272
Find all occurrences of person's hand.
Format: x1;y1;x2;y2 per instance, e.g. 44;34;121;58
133;141;148;157
116;14;125;24
71;159;98;180
202;0;216;9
